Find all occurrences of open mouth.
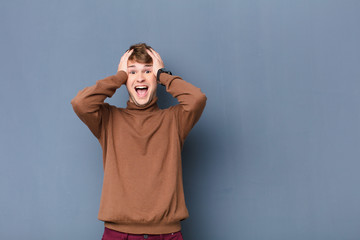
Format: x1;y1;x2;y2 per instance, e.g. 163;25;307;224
134;86;149;97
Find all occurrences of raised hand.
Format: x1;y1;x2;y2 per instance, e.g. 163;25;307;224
146;48;165;78
117;49;134;73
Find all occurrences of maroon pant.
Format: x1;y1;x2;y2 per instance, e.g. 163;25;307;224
101;227;184;240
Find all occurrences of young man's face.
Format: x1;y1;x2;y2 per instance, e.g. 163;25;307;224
126;60;157;107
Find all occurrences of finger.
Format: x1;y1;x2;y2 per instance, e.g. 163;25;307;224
147;50;159;62
121;50;128;60
123;49;133;60
119;49;133;66
150;48;160;58
149;48;157;56
123;49;130;56
125;49;133;56
150;51;161;63
146;49;156;58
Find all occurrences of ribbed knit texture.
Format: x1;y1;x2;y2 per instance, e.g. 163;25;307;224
71;70;206;234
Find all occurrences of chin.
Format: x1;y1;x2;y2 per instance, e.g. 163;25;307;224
135;100;150;106
131;95;152;107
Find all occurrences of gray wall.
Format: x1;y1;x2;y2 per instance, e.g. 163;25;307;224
1;0;360;239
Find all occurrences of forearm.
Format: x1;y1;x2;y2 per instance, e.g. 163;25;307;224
159;73;207;112
159;72;207;141
71;70;127;114
70;70;127;139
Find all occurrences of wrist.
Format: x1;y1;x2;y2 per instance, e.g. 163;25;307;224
157;68;172;84
116;70;128;84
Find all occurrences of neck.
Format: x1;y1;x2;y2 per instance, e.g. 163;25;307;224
126;96;159;112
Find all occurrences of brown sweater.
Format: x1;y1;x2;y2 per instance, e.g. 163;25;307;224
70;70;207;234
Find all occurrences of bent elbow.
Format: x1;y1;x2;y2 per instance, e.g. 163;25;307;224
186;92;207;112
70;96;85;114
198;92;207;110
200;92;207;105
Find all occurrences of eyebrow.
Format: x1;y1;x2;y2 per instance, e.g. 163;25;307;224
127;64;153;68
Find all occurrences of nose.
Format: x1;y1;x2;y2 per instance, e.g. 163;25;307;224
136;72;145;82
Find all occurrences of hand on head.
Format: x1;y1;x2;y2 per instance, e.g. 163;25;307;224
118;49;134;73
146;48;165;78
118;47;165;81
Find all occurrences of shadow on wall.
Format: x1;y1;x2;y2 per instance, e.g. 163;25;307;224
157;85;179;109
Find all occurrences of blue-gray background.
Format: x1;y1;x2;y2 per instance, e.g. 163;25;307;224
1;0;359;239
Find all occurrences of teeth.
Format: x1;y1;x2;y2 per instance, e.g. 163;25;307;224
135;86;148;89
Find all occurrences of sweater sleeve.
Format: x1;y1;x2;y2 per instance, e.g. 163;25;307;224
159;73;207;142
70;70;128;139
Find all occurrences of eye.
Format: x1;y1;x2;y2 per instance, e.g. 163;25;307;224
129;71;136;74
145;70;151;74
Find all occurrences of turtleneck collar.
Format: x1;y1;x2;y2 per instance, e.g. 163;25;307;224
125;96;160;112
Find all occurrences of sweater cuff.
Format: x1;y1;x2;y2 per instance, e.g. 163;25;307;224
158;72;179;86
114;70;128;85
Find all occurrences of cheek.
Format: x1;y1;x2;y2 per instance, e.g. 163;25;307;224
150;85;157;94
126;77;134;89
147;76;157;86
149;80;157;91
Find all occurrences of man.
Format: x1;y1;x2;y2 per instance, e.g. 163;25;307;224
71;43;207;240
